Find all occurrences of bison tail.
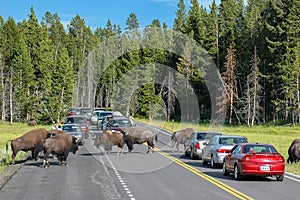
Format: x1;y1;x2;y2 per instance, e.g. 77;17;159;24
6;140;12;155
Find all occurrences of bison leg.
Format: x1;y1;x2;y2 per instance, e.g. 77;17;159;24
43;153;50;168
11;148;19;165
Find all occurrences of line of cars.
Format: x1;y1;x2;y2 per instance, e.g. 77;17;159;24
184;132;285;181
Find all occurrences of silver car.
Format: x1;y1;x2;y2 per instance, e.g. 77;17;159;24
62;124;84;145
202;135;248;168
184;132;222;159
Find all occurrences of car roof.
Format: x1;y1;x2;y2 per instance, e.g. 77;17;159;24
66;115;86;118
241;143;272;146
216;135;246;138
112;116;130;120
194;131;222;134
62;123;81;126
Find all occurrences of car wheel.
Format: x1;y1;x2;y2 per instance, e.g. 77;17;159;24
202;155;208;165
190;151;195;160
234;165;241;180
210;155;215;168
184;150;190;157
276;174;284;181
222;162;229;176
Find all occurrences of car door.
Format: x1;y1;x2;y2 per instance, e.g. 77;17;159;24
203;136;217;160
227;145;241;171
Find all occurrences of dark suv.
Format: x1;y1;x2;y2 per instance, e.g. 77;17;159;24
64;115;89;138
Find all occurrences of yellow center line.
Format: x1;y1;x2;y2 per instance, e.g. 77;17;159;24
153;147;254;200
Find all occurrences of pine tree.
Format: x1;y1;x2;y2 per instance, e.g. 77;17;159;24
173;0;187;33
125;13;139;31
186;0;206;45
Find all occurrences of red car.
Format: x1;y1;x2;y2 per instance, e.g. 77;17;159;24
222;143;285;181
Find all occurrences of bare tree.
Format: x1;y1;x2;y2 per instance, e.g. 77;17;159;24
222;45;238;124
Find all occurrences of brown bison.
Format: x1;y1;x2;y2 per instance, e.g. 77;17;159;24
47;129;65;136
94;130;124;155
287;139;300;163
171;128;194;153
120;127;155;154
28;120;37;126
6;128;51;165
43;134;80;167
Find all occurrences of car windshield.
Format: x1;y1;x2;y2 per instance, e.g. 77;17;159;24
62;125;82;132
219;137;247;145
243;145;278;153
197;132;220;140
99;112;113;118
65;117;85;124
111;119;132;127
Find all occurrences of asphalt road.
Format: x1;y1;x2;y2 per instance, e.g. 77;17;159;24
1;124;300;200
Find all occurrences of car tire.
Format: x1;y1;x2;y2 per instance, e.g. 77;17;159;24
210;155;215;168
276;174;284;181
202;155;208;165
190;151;195;160
234;165;241;180
184;150;190;157
222;162;229;176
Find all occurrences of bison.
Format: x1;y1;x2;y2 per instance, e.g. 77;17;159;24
6;128;52;165
94;130;124;155
43;134;80;167
28;120;37;126
171;128;194;153
120;127;155;154
47;129;65;136
287;139;300;163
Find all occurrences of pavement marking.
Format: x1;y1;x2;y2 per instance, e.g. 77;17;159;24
154;147;254;200
106;154;135;200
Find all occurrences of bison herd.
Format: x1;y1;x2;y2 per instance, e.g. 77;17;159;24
93;127;156;155
5;126;157;168
6;128;81;167
6;126;300;168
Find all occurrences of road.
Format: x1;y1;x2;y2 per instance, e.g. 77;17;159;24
1;124;300;200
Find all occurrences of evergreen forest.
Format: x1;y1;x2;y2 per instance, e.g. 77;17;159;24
0;0;300;126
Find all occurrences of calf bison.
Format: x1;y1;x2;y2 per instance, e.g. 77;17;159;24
120;127;155;154
94;130;124;155
43;134;80;167
287;139;300;163
6;128;51;165
171;128;194;153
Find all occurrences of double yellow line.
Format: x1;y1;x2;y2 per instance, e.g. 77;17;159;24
154;147;254;200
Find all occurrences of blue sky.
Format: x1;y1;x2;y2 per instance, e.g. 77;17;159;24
0;0;220;31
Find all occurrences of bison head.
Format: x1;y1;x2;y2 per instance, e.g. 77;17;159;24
71;137;80;154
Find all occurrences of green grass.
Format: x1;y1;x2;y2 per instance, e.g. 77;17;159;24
0;122;50;175
138;119;300;175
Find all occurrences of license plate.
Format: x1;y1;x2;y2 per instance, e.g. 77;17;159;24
260;165;270;171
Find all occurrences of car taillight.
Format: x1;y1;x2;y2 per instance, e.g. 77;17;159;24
278;156;284;162
195;142;200;149
216;149;230;153
242;156;250;162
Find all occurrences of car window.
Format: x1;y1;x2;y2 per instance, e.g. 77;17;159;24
219;137;247;145
244;145;277;153
197;133;205;140
233;145;241;154
209;136;218;145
